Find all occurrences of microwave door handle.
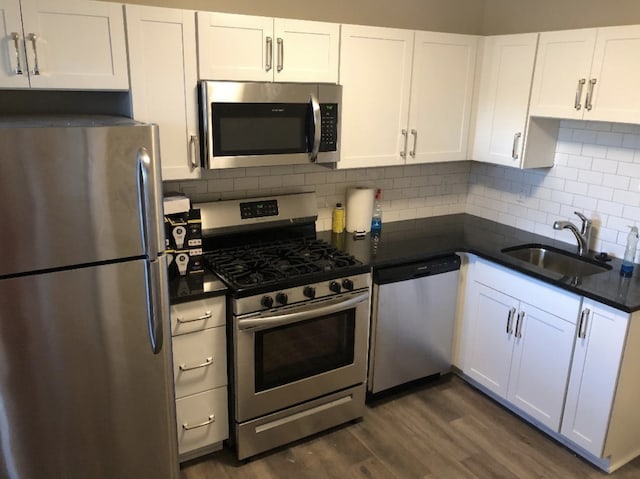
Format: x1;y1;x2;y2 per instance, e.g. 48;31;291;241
309;92;321;162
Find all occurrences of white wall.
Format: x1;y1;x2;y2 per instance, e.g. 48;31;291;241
163;162;470;231
467;120;640;258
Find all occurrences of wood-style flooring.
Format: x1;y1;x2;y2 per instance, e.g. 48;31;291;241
180;376;640;478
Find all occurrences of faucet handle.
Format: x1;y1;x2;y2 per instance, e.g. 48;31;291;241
574;211;592;235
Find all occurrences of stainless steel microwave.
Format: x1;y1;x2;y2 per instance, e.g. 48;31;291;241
199;80;341;169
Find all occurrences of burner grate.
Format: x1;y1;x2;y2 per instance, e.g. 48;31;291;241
205;239;360;289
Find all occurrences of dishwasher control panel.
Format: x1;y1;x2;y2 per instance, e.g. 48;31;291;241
373;254;461;284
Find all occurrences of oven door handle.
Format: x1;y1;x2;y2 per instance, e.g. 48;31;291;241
237;292;369;332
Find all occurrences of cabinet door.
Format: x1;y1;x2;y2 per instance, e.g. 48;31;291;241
197;11;272;81
472;33;539;167
126;5;200;181
19;0;128;89
273;18;339;83
529;29;596;119
339;25;413;168
587;25;640;123
464;282;518;398
507;302;575;431
407;32;477;164
561;300;628;457
0;0;29;88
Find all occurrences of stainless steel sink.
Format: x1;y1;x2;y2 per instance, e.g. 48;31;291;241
501;244;612;278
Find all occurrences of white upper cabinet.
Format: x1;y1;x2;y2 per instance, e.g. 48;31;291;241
0;0;128;90
339;25;477;169
407;32;477;164
588;25;640;123
126;5;200;181
530;25;640;123
472;33;552;168
0;0;28;88
273;18;339;83
196;12;339;83
339;25;414;168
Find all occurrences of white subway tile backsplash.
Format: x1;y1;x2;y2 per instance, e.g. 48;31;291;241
596;131;624;147
229;177;255;191
468;122;640;258
162;121;640;260
581;144;608;158
587;185;613;201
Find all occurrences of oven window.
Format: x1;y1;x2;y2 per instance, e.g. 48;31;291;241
212;102;311;156
254;309;355;392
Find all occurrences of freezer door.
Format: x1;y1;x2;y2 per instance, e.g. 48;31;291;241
0;259;178;479
0;119;164;277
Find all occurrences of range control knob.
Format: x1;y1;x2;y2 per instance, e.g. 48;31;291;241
276;292;288;305
303;286;316;299
342;278;354;291
261;295;274;308
329;281;342;293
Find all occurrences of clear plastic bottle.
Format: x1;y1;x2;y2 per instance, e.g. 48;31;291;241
371;189;382;237
620;225;638;277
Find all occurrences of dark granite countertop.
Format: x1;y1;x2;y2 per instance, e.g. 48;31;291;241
169;271;227;305
318;214;640;314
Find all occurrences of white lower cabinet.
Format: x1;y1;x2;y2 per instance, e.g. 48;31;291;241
462;256;640;472
170;295;228;461
561;298;640;470
462;258;580;431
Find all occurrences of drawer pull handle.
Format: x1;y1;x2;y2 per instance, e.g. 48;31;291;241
176;311;212;324
179;357;213;372
182;414;215;431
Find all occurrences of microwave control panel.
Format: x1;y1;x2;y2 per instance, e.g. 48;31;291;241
319;104;338;152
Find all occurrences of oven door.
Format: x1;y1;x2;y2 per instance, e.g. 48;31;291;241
233;290;369;422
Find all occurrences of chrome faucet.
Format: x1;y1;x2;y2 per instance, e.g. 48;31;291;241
553;212;592;256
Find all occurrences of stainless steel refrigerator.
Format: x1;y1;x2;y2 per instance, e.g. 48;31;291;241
0;116;178;479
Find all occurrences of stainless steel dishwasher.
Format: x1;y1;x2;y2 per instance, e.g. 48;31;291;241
368;255;461;394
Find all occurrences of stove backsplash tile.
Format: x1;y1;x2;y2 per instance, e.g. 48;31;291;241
163;162;470;232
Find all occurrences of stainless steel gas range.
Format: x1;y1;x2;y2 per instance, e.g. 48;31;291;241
195;192;371;460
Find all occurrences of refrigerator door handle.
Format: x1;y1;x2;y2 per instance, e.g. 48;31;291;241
137;144;164;260
146;257;168;354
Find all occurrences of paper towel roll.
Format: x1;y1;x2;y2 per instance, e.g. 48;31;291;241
346;187;375;233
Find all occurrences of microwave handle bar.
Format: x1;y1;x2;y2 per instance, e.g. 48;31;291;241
310;92;321;161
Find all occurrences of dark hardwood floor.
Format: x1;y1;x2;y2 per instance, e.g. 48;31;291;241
180;376;640;478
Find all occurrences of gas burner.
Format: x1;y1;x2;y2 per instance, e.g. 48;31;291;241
205;238;361;291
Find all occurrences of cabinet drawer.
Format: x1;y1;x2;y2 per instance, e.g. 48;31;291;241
176;387;229;455
474;258;581;322
173;327;227;399
171;296;225;335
